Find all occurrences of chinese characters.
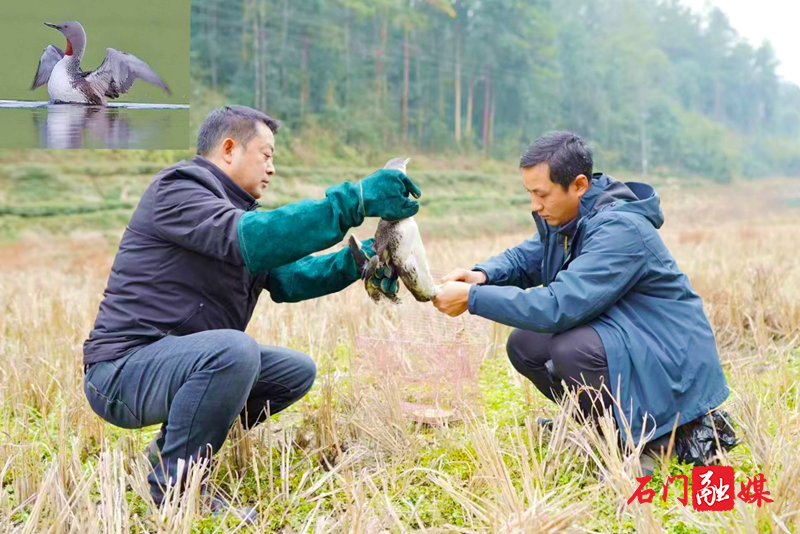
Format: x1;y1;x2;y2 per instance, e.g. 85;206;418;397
628;467;771;511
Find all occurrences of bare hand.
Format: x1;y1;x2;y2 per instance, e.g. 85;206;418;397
441;268;487;285
432;281;471;317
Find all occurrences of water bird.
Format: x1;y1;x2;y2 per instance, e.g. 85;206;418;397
31;21;171;105
349;158;440;303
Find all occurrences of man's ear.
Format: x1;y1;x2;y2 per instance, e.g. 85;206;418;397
573;174;590;197
220;138;236;164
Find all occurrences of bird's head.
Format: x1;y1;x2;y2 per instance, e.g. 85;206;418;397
44;21;86;56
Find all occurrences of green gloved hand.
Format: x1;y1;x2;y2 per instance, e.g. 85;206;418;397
351;237;400;298
371;264;400;297
359;169;422;221
366;268;400;297
360;237;377;258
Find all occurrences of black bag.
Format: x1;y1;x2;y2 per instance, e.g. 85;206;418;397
674;409;739;466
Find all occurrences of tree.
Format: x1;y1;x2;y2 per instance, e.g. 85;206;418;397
188;0;800;178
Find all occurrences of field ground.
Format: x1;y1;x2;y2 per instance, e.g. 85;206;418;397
1;161;800;532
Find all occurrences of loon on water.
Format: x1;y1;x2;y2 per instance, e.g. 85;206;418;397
31;21;171;105
349;158;440;304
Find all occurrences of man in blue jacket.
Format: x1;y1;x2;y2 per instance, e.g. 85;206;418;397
82;105;421;519
433;131;728;462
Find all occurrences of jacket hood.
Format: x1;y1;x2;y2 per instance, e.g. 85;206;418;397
579;173;664;229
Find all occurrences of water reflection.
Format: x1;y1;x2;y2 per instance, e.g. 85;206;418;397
0;100;190;149
36;105;136;149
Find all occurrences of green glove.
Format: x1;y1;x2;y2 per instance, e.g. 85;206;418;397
238;181;365;275
359;169;422;221
370;267;400;297
351;237;400;297
380;275;400;296
360;237;377;258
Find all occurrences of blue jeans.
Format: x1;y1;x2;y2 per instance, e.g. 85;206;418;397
83;329;316;503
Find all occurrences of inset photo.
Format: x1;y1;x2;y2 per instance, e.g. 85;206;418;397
0;0;190;149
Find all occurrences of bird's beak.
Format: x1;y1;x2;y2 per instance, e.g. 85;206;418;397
44;22;60;30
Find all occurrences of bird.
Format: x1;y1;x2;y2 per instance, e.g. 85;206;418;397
349;157;440;304
31;21;171;105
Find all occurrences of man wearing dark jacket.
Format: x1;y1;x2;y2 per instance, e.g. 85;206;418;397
433;132;729;467
82;105;421;518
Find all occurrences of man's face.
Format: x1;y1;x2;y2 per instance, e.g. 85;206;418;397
522;163;588;226
227;122;276;199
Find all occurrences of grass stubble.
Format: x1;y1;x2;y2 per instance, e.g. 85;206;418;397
1;177;800;533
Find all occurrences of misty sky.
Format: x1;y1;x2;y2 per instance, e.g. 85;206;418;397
682;0;800;86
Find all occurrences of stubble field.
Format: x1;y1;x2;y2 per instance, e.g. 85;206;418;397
1;160;799;533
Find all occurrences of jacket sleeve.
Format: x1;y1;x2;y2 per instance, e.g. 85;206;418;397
472;234;544;289
467;216;645;333
152;170;364;273
151;171;247;265
266;247;361;303
237;183;364;274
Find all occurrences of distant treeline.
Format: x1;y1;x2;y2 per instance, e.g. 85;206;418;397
189;0;800;181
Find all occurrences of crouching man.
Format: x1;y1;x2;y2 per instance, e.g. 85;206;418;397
82;105;422;521
433;131;728;470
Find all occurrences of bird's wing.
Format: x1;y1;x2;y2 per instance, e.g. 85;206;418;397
85;48;171;99
31;45;64;90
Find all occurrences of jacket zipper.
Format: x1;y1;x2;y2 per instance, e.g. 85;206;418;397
559;218;586;271
163;303;205;337
560;234;572;271
541;223;550;284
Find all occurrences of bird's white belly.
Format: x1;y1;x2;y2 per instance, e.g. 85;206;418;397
48;59;88;103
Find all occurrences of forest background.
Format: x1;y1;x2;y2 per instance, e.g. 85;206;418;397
189;0;800;181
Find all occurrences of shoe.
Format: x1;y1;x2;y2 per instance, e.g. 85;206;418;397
144;429;164;468
535;417;553;430
640;434;677;476
640;453;656;476
200;487;258;525
150;488;258;526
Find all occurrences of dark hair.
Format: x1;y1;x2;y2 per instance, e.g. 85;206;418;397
520;131;593;190
196;105;281;155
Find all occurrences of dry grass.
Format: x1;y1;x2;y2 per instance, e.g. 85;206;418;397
1;178;800;532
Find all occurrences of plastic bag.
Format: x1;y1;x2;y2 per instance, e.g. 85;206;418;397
674;409;739;466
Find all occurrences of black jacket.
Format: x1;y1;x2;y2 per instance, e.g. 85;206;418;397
83;156;364;364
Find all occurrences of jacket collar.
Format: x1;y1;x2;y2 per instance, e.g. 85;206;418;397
533;173;633;237
556;215;580;237
192;155;259;211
